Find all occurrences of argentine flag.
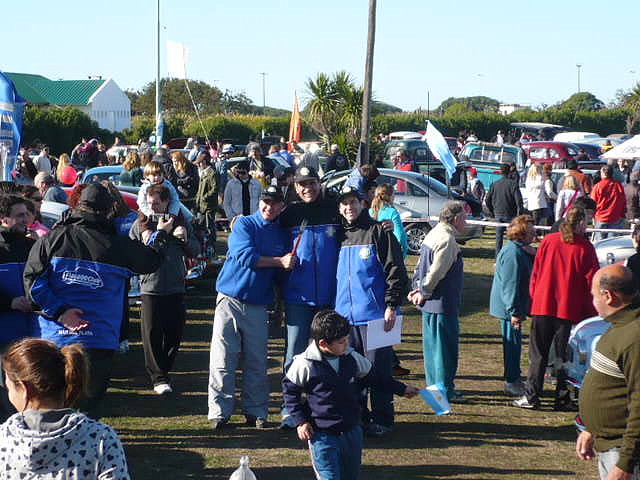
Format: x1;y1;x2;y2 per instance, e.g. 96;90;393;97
420;383;451;415
423;121;458;177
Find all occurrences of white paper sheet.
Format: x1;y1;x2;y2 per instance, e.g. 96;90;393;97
366;315;403;351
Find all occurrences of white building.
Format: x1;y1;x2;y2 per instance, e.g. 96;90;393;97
498;103;529;115
5;72;131;132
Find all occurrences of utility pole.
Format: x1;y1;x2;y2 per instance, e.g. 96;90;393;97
576;64;582;93
259;72;267;115
357;0;376;166
155;0;161;147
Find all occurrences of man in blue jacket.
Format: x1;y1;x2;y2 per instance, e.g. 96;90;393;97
0;195;36;421
208;186;296;429
23;184;165;419
278;166;342;428
334;186;409;437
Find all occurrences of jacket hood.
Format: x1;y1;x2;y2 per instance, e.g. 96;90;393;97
2;411;91;471
61;211;116;234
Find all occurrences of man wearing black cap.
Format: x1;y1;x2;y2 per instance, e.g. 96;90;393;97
23;183;166;419
278;165;342;427
208;186;295;429
334;186;409;437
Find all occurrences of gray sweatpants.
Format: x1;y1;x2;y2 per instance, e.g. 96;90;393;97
207;293;269;420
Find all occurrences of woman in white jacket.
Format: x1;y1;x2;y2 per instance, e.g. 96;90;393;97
525;163;547;226
555;174;583;220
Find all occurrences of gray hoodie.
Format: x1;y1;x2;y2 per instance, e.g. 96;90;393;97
0;410;129;479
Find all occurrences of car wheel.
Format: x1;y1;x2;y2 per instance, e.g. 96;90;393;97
405;223;431;255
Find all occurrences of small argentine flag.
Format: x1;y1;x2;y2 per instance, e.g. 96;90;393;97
419;383;451;415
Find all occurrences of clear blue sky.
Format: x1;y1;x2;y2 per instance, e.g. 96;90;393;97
3;0;639;111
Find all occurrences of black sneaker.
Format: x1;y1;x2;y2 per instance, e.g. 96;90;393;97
210;418;233;430
245;415;269;429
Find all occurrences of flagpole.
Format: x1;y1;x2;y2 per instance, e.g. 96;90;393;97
155;0;161;147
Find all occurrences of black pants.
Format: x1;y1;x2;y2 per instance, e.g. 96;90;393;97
76;348;115;420
141;294;186;386
524;315;572;403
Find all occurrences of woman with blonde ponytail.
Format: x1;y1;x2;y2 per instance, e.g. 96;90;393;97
0;338;130;479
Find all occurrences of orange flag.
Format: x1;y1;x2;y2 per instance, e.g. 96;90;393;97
288;91;302;149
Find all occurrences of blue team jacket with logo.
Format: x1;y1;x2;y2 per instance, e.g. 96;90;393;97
24;213;163;350
334;213;408;326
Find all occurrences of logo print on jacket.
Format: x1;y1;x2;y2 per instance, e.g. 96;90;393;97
61;267;104;289
359;247;372;260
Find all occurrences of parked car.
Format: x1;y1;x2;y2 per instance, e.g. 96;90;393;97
571;142;604;161
581;137;624;149
382;139;455;184
322;168;483;254
522;141;603;169
458;142;525;189
509;122;569;141
553;131;600;143
565;316;611;430
594;234;635;266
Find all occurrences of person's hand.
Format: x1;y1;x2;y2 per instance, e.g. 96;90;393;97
403;385;420;398
173;225;186;240
407;289;426;307
10;296;33;313
381;219;394;232
297;422;314;441
576;430;595;461
511;316;522;329
59;308;89;332
280;253;298;271
157;215;175;233
384;307;396;332
605;466;632;480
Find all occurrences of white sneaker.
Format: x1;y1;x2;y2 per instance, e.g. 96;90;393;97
153;383;173;395
504;381;524;397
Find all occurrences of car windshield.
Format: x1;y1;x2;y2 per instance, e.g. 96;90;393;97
84;172;121;184
468;147;516;163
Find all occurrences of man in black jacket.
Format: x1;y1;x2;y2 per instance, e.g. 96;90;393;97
0;195;36;421
485;163;524;255
23;183;166;419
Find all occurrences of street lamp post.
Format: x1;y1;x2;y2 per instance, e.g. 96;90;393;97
259;72;267;115
576;64;582;93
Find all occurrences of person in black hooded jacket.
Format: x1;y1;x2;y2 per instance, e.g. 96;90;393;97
23;183;167;419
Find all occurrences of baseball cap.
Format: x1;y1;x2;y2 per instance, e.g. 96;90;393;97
294;166;319;183
468;167;478;176
79;183;113;212
260;186;284;202
337;185;361;202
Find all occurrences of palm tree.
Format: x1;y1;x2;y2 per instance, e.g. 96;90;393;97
305;73;340;142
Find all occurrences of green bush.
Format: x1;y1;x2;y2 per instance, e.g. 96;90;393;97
22;106;115;155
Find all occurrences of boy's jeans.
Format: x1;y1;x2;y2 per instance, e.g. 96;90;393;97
310;425;363;480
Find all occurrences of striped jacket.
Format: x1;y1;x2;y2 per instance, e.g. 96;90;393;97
580;303;640;473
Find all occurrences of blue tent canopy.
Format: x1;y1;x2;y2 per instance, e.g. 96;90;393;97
0;71;26;181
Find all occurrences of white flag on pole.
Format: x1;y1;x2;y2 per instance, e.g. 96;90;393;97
167;40;189;79
424;120;458;177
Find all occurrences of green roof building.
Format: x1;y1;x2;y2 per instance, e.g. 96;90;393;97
5;72;131;132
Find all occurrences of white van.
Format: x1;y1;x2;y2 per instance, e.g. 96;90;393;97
388;131;423;140
553;131;600;142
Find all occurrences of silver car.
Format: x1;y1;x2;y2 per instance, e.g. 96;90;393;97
322;168;483;254
594;234;634;266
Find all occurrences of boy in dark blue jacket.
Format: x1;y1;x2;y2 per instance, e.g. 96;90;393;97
283;310;417;480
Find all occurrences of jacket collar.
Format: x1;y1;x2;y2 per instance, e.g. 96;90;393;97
604;301;640;325
342;209;374;230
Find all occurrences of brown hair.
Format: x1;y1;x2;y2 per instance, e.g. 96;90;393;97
147;184;171;202
506;215;534;241
370;184;394;220
144;160;164;177
123;151;141;172
2;338;88;408
67;184;89;208
560;207;585;243
140;151;153;168
171;151;188;176
101;181;130;217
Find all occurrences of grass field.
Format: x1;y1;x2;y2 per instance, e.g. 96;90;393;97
100;231;599;479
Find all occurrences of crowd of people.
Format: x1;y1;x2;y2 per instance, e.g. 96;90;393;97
2;130;640;480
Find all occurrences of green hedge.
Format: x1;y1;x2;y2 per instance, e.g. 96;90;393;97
22;106;115;155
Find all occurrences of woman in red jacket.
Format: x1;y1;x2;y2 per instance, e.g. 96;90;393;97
513;207;599;410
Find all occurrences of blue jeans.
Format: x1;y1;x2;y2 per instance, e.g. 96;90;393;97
282;303;328;416
310;425;363;480
598;447;640;480
422;312;459;399
594;219;625;241
501;318;522;383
